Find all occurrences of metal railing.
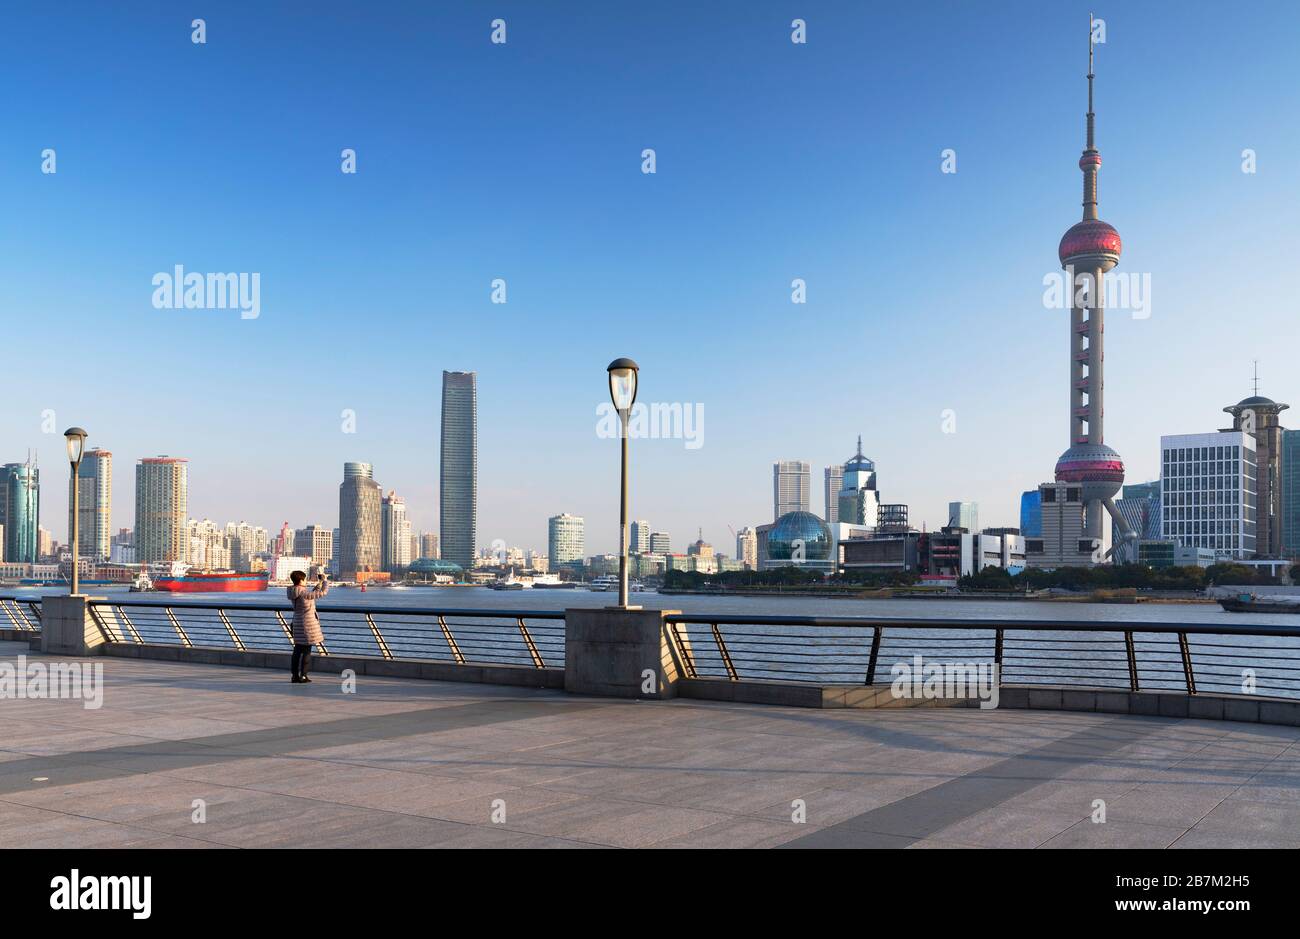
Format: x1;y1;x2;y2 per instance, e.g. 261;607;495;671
83;599;564;670
664;614;1300;700
0;596;42;632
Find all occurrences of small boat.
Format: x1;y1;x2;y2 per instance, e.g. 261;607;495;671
1219;593;1300;613
129;571;154;592
587;575;618;592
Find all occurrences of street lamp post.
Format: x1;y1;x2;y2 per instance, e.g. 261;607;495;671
607;358;639;609
64;428;88;597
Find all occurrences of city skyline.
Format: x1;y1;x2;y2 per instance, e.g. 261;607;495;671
3;3;1298;556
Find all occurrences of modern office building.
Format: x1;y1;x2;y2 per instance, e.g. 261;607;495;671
649;531;671;554
736;526;757;570
338;462;382;579
824;464;844;524
440;371;477;569
1113;481;1161;563
1222;392;1288;557
773;460;811;521
68;449;111;561
1026;482;1095;567
630;519;651;554
1160;431;1257;559
548;513;585;570
135;457;188;563
1019;490;1043;538
947;502;979;532
922;527;1028;579
1042;24;1134;565
1283;429;1300;559
380;491;412;572
420;531;440;560
293;525;334;568
836;438;878;528
0;458;40;564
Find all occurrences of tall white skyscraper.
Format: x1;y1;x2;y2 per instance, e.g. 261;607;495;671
630;519;650;554
1160;431;1257;559
548;513;585;569
381;491;412;572
70;448;112;560
135;457;188;563
773;461;811;520
824;465;844;524
736;527;757;570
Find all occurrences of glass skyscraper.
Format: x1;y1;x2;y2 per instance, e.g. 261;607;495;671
339;462;382;578
1282;430;1300;559
440;371;477;570
1019;490;1042;538
1;459;40;563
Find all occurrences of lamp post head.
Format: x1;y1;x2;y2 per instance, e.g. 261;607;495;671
64;427;88;466
606;357;639;412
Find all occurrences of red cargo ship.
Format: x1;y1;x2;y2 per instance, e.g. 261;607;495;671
152;571;270;593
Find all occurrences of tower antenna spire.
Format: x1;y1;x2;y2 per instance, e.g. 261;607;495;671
1253;360;1260;396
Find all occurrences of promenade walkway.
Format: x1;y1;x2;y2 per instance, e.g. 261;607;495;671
1;640;1298;848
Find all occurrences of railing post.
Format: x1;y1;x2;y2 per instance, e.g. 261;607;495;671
516;617;544;668
1124;629;1139;691
218;609;246;652
712;622;738;681
865;625;882;685
438;615;465;664
364;613;392;660
994;628;1004;671
669;621;697;679
1178;631;1196;694
165;607;193;647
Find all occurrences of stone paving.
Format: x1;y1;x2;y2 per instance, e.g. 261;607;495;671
1;640;1298;848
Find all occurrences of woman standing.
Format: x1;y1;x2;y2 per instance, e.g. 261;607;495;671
287;570;328;683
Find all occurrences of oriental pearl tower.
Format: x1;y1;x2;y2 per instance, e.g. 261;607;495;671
1053;15;1136;561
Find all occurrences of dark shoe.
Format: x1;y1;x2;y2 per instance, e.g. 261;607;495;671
299;676;313;683
291;676;305;683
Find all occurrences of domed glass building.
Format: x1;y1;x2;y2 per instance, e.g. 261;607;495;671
764;511;833;572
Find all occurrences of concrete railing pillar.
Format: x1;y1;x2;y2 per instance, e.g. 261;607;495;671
40;596;106;656
564;607;687;699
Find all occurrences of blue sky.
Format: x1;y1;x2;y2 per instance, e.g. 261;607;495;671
2;1;1297;555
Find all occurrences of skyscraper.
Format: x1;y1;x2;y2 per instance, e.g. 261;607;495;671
1;458;39;564
947;502;979;532
381;490;412;572
440;371;477;569
630;519;651;554
69;449;112;561
420;531;440;560
548;513;585;570
1047;19;1131;564
1160;433;1257;559
736;527;757;570
135;457;188;563
1019;490;1043;538
293;525;334;568
339;462;381;578
773;460;811;521
824;465;844;524
837;437;878;527
1282;430;1300;559
1223;386;1288;558
649;531;671;554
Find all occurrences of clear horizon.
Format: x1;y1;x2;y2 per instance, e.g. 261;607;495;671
3;1;1298;555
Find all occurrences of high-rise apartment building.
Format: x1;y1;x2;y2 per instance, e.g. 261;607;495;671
630;519;650;554
381;491;412;572
548;513;584;570
293;525;334;568
773;461;811;521
339;462;382;578
69;449;112;561
440;371;477;569
824;465;844;524
420;531;440;560
135;457;188;563
736;527;757;570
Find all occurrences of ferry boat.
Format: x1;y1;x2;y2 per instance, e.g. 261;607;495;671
152;570;270;593
1219;593;1300;614
587;575;618;592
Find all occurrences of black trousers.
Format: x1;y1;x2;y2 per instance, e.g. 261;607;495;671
291;643;313;678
